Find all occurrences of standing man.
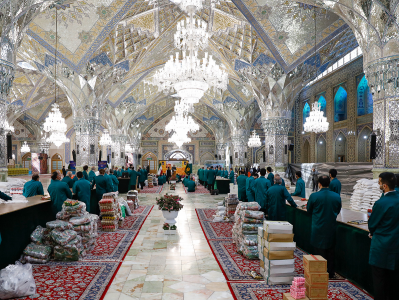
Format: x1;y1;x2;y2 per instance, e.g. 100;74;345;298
307;175;342;279
368;172;399;300
206;166;217;192
83;165;89;181
48;171;72;217
329;169;341;195
89;166;96;183
62;171;74;188
265;175;297;221
197;167;202;185
254;168;272;211
62;166;66;177
91;169;112;215
237;170;248;202
109;169;119;192
104;169;114;192
72;171;91;212
267;167;274;186
23;173;44;197
138;167;146;189
311;167;319;192
246;172;256;202
198;167;204;186
128;166;139;190
229;168;235;184
166;167;172;184
291;171;306;198
203;167;209;189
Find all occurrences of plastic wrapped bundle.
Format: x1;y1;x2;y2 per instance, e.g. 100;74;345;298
22;255;49;264
46;220;73;231
241;244;259;260
242;217;263;224
239;202;261;211
50;229;77;246
23;243;52;260
30;226;46;244
69;215;90;226
242;235;258;246
243;210;264;220
242;223;263;232
0;262;36;299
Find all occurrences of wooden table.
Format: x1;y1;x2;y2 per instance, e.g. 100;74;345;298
0;196;53;269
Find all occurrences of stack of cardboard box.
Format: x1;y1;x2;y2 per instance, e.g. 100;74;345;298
303;255;329;300
258;221;296;285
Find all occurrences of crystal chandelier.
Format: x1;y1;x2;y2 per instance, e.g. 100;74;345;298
43;104;67;133
170;0;203;13
168;130;192;148
125;143;133;152
99;130;112;146
248;130;261;148
21;141;30;154
165;113;199;133
174;99;194;116
175;17;209;51
303;102;329;133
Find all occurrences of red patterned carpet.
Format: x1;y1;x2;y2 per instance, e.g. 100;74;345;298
140;185;163;193
184;185;210;194
18;205;153;300
195;208;373;300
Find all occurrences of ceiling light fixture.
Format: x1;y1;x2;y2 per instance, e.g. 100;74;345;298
21;141;30;154
99;130;112;146
303;102;329;133
248;130;261;148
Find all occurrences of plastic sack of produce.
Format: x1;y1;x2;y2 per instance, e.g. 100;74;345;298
241;223;262;231
62;201;86;212
0;262;36;299
50;229;77;246
22;255;49;264
239;202;261;211
242;235;258;246
30;226;46;244
73;224;93;232
69;215;90;226
242;244;259;260
23;243;52;260
46;220;73;231
242;217;263;224
54;245;80;261
243;210;264;220
63;199;80;207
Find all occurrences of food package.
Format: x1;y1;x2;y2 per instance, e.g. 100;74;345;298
242;235;258;246
62;201;86;212
264;275;294;285
263;247;294;260
242;217;263;224
305;282;328;299
263;221;293;234
264;264;295;276
22;255;49;264
244;210;264;220
283;293;309;300
264;232;294;243
120;199;132;216
126;200;135;212
0;262;36;299
73;224;93;232
30;226;46;244
23;243;52;260
46;220;73;231
303;255;327;274
69;215;90;226
263;258;295;269
63;199;80;206
54;245;80;261
304;270;329;285
264;242;296;251
50;229;77;246
241;244;259;260
239;202;261;211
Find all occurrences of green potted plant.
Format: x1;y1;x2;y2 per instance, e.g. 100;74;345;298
156;194;183;225
163;223;177;234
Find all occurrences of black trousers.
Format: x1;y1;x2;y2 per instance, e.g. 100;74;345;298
314;246;335;278
312;181;318;191
139;182;145;189
372;265;395;300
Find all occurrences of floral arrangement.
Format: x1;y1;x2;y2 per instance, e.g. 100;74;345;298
163;223;177;230
170;183;176;190
156;194;183;211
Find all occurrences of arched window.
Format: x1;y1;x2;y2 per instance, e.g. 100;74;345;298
334;86;347;122
357;75;373;116
303;102;310;129
318;96;327;117
316;136;327;162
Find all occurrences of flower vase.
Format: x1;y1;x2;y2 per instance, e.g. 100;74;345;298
162;210;179;225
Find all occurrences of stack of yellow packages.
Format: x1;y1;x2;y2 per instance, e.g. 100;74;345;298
258;221;296;285
303;255;328;299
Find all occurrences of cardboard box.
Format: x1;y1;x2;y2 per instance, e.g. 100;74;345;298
264;258;295;269
258;226;264;237
264;232;295;242
263;221;293;234
264;242;296;251
305;282;328;298
264;247;294;260
264;265;295;276
260;259;265;269
303;255;327;274
304;270;329;285
265;275;294;285
283;293;309;300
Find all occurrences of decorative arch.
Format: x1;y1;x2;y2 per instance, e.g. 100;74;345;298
200;152;214;165
22;152;31;170
303;102;310;128
318;96;327;116
142;152;157;173
358;126;372;162
51;153;63;173
316;136;327;163
357;74;373;116
334;132;347;162
255;145;265;163
164;149;193;163
302;140;310;163
334;86;347;122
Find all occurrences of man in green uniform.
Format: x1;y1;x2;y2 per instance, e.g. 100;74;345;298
223;168;228;178
254;168;271;211
109;170;119;192
206;166;217;192
245;172;257;202
307;175;341;279
158;174;165;186
83;165;89;181
368;172;399;299
186;177;196;192
229;168;235;184
217;167;222;177
237;170;248;202
104;169;114;191
329;168;341;195
89;166;96;183
138;167;146;189
128;166;139;190
291;171;306;198
48;171;73;217
62;171;74;188
72;173;78;186
72;171;91;212
265;175;297;221
198;167;204;186
23;174;44;197
203;167;209;188
267;167;274;186
91;169;112;215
